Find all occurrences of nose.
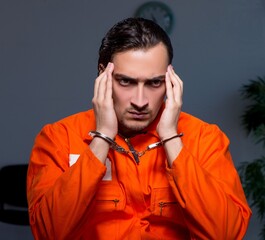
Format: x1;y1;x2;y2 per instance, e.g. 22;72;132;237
130;84;148;110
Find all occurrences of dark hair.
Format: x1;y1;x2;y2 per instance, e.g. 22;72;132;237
98;18;173;72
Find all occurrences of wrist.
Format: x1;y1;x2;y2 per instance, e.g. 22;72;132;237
95;129;116;140
162;134;184;167
89;131;126;153
160;133;183;144
158;130;179;141
89;131;115;144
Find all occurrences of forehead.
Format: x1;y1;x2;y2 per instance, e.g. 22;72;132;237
112;43;168;78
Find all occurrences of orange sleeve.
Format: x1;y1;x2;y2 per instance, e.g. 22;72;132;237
27;123;106;239
167;124;251;239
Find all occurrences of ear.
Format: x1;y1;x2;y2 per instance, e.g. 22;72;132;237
98;63;105;74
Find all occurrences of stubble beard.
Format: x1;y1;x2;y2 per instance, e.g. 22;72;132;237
117;116;152;137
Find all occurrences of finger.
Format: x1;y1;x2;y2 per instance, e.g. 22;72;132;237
165;71;174;101
95;63;113;101
105;63;114;100
94;63;109;99
167;66;183;102
94;71;106;99
168;66;183;91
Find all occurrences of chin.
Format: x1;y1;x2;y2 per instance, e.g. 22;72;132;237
118;120;150;135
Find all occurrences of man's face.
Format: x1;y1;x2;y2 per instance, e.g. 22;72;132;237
111;43;169;137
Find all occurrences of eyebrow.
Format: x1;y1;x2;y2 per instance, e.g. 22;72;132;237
113;73;166;82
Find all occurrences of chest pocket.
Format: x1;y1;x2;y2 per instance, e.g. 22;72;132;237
93;183;126;213
151;187;182;220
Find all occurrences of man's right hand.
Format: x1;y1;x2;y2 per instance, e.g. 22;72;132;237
92;62;118;139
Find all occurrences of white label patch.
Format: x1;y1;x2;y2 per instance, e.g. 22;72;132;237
69;154;80;166
69;155;112;180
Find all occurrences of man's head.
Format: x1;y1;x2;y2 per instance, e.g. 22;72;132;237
98;18;174;137
98;17;173;72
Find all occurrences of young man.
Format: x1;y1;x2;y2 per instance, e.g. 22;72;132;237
27;18;251;239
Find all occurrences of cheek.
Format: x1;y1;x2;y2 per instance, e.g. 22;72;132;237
112;86;130;108
149;92;165;116
148;88;166;107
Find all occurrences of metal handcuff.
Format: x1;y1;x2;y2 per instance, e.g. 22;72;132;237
89;130;183;157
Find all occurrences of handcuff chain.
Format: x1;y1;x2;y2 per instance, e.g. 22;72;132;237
89;131;183;158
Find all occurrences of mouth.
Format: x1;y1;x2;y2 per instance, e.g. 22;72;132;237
127;110;149;120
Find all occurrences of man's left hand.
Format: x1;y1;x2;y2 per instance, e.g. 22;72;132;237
157;65;183;140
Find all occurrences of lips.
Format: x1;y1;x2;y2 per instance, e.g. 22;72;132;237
128;110;149;120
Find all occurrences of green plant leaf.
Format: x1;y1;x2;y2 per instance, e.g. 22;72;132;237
239;76;265;239
239;157;265;220
241;76;265;146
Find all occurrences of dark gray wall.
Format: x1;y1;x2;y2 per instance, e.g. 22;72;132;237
1;0;264;239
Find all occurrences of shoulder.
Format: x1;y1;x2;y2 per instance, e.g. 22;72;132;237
179;111;209;129
40;109;96;138
57;109;95;126
179;111;226;138
178;112;231;161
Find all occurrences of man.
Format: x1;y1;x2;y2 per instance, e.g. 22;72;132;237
27;18;251;239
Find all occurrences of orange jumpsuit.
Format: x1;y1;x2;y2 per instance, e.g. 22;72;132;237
27;109;251;240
